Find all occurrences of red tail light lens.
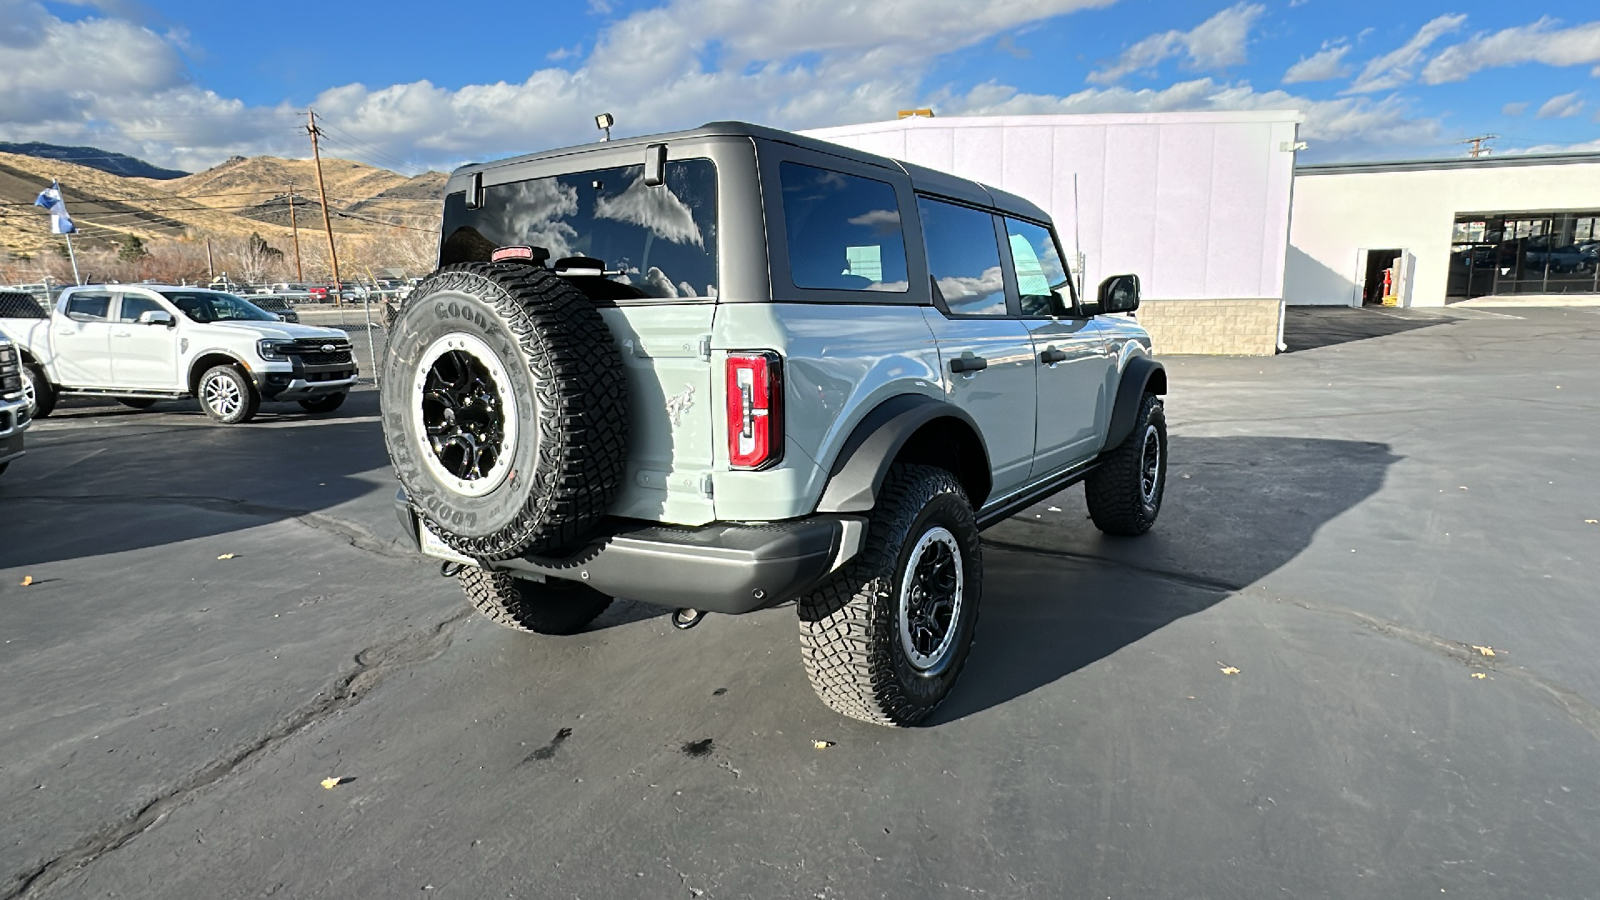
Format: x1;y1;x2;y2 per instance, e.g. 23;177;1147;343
726;351;783;469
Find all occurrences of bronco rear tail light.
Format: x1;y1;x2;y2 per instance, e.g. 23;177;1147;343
726;351;783;470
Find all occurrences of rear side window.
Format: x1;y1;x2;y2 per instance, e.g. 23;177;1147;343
64;292;111;321
1004;218;1074;317
439;159;719;301
780;162;908;293
918;197;1007;316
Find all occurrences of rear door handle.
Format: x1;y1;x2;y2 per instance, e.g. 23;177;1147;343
1039;348;1068;365
949;355;988;374
113;331;131;338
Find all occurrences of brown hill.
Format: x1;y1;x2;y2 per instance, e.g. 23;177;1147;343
1;150;447;261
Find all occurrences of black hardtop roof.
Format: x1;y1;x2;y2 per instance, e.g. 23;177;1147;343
453;120;1051;223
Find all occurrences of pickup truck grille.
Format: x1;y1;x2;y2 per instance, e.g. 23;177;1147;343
0;344;20;396
285;340;353;366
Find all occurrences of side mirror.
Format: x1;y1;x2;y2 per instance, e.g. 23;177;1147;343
138;310;176;327
1097;274;1141;315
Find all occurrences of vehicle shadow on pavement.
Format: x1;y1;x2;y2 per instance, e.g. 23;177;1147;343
933;435;1399;724
1283;307;1455;352
0;393;391;570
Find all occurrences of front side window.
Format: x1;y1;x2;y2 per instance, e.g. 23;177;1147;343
439;159;719;301
118;295;166;322
1005;218;1075;317
780;162;908;293
161;291;277;323
65;292;111;321
918;197;1007;316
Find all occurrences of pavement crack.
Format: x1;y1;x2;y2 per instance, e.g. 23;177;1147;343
5;493;415;560
1263;595;1600;743
2;608;473;900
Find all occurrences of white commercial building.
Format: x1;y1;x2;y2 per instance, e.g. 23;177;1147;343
805;111;1304;355
1285;153;1600;308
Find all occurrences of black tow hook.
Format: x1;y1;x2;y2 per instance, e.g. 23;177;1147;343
440;561;466;578
671;608;707;630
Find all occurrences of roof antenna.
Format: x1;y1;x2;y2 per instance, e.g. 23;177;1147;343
1072;173;1085;286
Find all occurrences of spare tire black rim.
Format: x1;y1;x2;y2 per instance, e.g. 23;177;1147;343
412;332;521;498
898;526;964;673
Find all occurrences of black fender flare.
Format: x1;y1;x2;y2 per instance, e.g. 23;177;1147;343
815;394;991;514
1102;356;1167;452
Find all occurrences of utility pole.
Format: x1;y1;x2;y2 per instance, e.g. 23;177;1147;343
287;182;304;282
307;109;343;305
205;237;214;281
1460;135;1498;158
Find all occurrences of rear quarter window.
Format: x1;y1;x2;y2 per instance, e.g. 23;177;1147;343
779;162;908;293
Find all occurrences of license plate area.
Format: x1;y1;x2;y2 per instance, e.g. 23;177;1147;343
419;521;476;567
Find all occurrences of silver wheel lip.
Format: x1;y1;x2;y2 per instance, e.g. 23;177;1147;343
411;331;521;499
1139;422;1161;506
202;371;242;418
898;525;965;673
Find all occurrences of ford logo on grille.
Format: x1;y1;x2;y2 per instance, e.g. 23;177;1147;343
320;344;335;353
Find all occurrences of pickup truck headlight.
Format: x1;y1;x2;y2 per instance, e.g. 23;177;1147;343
257;339;295;361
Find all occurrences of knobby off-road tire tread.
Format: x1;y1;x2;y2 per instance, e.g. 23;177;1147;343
458;567;612;635
387;263;629;560
798;464;982;727
1084;392;1165;536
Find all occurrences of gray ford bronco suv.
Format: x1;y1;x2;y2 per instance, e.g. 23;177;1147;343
383;121;1166;726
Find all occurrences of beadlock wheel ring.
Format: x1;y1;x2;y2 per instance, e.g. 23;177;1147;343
898;525;965;674
411;331;523;499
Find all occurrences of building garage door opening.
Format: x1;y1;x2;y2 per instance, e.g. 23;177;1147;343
1448;211;1600;300
1362;249;1402;306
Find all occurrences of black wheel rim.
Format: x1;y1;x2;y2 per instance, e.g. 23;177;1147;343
1140;423;1161;506
898;526;964;672
421;349;506;484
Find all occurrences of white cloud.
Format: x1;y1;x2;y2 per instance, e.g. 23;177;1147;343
1346;14;1467;93
1088;3;1266;85
1423;17;1600;84
1536;91;1585;119
1283;44;1352;83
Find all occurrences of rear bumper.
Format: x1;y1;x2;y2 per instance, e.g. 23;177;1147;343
394;489;865;615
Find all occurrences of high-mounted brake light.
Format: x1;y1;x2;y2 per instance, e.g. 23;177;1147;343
726;352;783;470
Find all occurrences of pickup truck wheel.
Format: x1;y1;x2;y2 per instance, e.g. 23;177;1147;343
117;398;158;410
798;464;982;727
380;263;628;561
22;364;54;418
459;567;612;635
197;365;260;425
298;393;346;413
1085;392;1166;536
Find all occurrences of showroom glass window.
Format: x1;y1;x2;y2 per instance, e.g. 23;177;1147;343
780;162;909;292
917;197;1006;316
439;160;719;301
1448;210;1600;299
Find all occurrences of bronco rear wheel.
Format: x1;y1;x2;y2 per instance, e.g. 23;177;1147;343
380;263;629;560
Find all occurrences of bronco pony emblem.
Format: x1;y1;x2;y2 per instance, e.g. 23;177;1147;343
665;383;695;427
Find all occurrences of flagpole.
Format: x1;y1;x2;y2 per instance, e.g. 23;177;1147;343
63;231;82;285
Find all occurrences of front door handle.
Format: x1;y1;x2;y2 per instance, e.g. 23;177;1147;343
949;355;989;374
1039;348;1069;365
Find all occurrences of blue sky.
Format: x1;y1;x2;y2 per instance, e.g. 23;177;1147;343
4;0;1597;173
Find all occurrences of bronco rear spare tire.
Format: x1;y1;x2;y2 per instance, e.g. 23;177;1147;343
380;262;629;560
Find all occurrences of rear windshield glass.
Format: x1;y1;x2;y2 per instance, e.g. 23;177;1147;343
439;159;718;301
160;291;278;323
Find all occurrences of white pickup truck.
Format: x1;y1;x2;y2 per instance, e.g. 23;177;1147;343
0;284;358;424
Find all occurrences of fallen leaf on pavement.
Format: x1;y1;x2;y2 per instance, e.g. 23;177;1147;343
216;553;236;560
19;576;32;586
1219;664;1240;675
1586;520;1597;525
1471;645;1497;658
321;777;345;789
812;740;835;750
1470;673;1487;680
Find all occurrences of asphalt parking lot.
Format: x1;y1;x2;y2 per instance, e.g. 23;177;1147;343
3;305;1599;899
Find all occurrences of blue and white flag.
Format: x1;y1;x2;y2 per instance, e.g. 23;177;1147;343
34;181;76;235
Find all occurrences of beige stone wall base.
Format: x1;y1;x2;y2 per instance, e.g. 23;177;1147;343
1134;298;1282;356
